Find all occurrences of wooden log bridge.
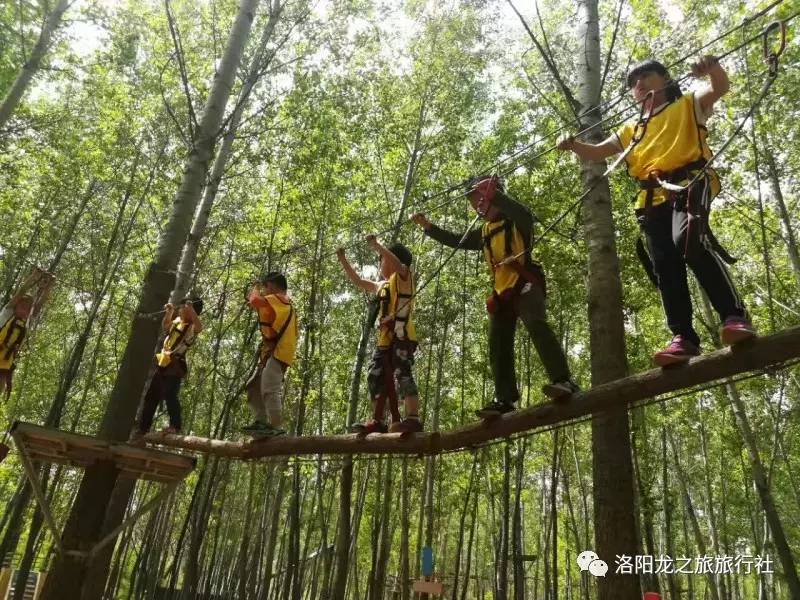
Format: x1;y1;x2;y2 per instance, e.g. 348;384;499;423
144;325;800;459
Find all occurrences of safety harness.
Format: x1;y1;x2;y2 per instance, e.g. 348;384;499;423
482;217;546;313
259;304;295;366
0;315;27;397
0;316;26;364
636;158;737;286
378;272;415;342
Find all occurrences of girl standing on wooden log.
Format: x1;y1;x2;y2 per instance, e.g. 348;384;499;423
132;296;203;440
558;56;756;366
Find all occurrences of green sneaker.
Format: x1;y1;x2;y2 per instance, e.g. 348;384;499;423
251;423;287;438
241;420;268;433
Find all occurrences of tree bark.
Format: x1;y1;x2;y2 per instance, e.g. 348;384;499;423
762;150;800;287
0;0;71;130
171;0;285;301
574;0;640;598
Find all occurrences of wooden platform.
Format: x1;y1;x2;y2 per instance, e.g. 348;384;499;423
10;422;196;484
142;324;800;459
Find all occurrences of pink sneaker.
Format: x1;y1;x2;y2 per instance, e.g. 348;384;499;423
653;335;700;367
160;426;181;435
721;316;756;346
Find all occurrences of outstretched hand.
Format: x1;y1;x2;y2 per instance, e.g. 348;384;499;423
410;213;431;229
335;247;346;260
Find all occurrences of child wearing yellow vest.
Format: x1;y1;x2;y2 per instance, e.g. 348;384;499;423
337;236;422;434
0;267;54;397
242;272;298;437
558;56;755;366
134;297;203;437
413;176;578;417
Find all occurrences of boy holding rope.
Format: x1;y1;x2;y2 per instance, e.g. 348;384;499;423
242;272;298;437
337;236;422;434
412;176;578;417
558;56;756;366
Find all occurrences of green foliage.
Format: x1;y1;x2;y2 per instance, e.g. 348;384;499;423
0;0;797;597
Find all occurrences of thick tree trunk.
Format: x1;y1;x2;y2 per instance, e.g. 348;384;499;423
0;0;71;130
38;2;259;598
576;3;639;596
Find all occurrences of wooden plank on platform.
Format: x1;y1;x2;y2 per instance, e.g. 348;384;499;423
10;422;196;483
140;325;800;459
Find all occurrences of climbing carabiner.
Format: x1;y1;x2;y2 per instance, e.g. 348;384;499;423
762;20;786;76
631;90;655;144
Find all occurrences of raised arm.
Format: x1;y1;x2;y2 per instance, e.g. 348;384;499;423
557;135;620;161
336;248;380;294
185;303;203;335
161;303;175;333
411;213;482;250
366;235;408;278
10;268;44;305
30;273;55;319
693;55;729;115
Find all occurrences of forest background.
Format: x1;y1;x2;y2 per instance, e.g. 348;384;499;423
0;0;798;598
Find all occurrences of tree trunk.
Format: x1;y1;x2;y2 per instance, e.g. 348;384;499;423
574;1;640;598
0;0;71;130
497;444;510;600
453;453;479;600
763;143;800;286
171;0;285;301
699;403;728;599
38;2;260;598
660;409;680;600
668;430;721;600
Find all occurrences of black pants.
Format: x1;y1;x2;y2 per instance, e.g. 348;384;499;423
489;282;571;405
139;367;183;433
638;185;745;348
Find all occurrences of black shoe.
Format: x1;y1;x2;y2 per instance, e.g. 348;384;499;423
475;401;516;419
542;379;580;401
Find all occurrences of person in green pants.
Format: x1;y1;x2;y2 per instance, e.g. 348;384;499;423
412;176;579;416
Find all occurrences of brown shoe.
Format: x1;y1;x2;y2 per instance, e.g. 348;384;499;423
393;418;423;434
